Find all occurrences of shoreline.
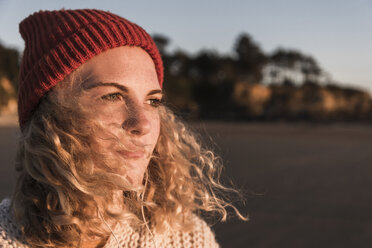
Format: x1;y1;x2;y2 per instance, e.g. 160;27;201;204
2;112;372;130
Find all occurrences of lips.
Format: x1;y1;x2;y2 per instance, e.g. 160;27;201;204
116;149;146;159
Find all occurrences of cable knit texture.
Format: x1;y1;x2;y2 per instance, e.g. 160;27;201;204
0;199;219;248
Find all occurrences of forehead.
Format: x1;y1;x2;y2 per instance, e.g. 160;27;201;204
77;46;160;90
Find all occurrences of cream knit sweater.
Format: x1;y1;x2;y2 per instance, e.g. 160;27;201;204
0;199;219;248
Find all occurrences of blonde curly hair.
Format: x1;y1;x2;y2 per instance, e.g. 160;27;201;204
11;71;246;248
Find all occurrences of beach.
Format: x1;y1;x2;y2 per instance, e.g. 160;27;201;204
197;122;372;248
1;118;372;247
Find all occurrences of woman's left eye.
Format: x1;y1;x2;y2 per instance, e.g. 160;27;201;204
148;98;162;108
101;93;124;102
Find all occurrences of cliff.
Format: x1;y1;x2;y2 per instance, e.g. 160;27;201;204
233;82;372;121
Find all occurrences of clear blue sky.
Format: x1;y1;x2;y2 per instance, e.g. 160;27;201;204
0;0;371;92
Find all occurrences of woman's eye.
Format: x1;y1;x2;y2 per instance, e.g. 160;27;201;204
148;98;162;108
101;93;124;102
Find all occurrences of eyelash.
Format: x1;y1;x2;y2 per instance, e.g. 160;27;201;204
148;98;163;108
101;92;124;102
101;93;162;108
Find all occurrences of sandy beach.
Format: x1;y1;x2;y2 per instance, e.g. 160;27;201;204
1;118;372;247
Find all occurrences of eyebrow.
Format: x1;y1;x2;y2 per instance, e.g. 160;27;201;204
83;82;163;96
148;89;163;96
83;82;129;92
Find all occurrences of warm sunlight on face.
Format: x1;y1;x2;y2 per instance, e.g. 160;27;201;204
76;46;162;186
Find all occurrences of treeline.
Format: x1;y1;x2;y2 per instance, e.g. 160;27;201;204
0;42;19;112
154;33;372;122
0;34;371;121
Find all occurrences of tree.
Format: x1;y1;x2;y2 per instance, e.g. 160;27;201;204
152;34;170;56
234;33;267;83
269;48;322;85
300;56;321;83
0;42;20;89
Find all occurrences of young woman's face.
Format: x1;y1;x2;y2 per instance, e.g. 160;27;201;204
75;46;162;185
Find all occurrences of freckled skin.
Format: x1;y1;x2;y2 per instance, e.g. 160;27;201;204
76;46;162;185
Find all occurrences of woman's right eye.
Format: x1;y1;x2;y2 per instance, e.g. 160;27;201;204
101;92;124;102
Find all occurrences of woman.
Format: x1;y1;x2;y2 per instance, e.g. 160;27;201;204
0;9;245;248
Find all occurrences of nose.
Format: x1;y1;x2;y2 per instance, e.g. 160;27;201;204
122;104;151;136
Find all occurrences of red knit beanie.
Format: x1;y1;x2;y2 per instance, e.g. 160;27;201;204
18;9;164;130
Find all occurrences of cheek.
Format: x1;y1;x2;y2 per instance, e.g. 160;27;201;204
96;112;123;129
150;113;161;145
84;104;127;135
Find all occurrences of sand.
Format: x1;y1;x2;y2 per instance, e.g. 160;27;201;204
1;120;372;247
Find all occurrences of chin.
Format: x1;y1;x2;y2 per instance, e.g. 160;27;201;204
125;173;145;187
121;158;150;186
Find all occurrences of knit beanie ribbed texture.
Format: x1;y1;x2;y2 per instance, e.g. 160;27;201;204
18;9;163;130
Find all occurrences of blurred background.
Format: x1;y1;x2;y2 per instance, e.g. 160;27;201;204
1;0;372;247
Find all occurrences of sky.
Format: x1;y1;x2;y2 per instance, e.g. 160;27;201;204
0;0;371;92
